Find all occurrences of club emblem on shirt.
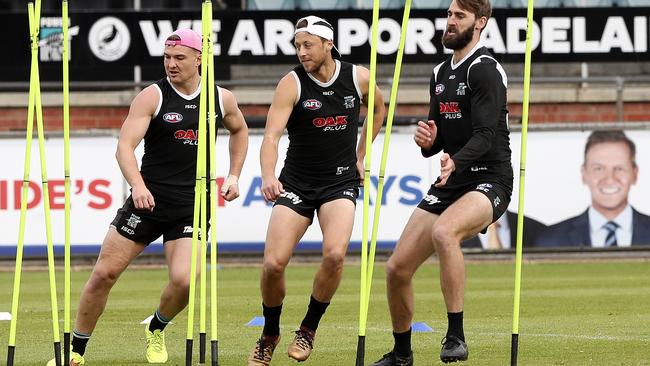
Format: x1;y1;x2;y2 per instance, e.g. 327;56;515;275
435;84;445;95
344;95;355;109
456;83;467;96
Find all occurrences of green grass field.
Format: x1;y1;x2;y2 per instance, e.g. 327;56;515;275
1;260;649;365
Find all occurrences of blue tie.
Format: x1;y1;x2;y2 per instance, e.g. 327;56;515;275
603;221;619;247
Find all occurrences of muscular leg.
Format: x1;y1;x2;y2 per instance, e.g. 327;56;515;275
156;237;198;320
386;208;438;333
261;205;311;307
433;191;492;313
312;199;355;302
74;227;145;334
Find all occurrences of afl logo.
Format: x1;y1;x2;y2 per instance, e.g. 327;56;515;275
435;84;445;95
163;112;183;123
303;99;322;110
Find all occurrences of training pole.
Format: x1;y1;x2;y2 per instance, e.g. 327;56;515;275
356;0;379;365
7;4;40;364
28;1;65;365
359;2;412;363
62;1;72;364
511;0;535;364
204;1;220;365
187;3;210;365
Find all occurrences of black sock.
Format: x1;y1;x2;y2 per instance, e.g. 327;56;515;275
392;328;412;357
262;303;282;337
148;309;171;332
71;330;91;356
300;295;330;332
446;312;465;341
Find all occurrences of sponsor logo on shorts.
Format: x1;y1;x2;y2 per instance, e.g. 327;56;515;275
476;183;493;193
471;166;487;172
126;213;141;229
312;115;348;131
435;84;445;95
423;194;440;205
183;226;193;233
303;99;322;110
493;196;501;207
343;189;355;197
120;226;135;235
336;166;350;175
163;112;183;123
279;191;302;205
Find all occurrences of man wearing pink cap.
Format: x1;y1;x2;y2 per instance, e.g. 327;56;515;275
247;15;385;365
55;28;249;365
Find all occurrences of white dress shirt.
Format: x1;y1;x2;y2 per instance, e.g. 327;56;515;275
588;205;633;248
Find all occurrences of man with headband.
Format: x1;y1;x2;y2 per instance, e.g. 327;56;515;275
247;15;385;365
53;28;248;365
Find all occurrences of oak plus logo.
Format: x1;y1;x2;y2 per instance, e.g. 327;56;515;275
163;112;183;123
174;129;198;145
439;102;462;120
312;115;348;132
303;99;322;110
88;16;130;61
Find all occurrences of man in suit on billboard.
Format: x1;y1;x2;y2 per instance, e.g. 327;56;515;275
537;130;650;248
463;210;547;249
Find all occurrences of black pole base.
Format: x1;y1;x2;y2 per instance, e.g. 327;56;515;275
64;332;71;366
355;335;365;366
510;333;519;366
199;332;206;364
54;341;62;366
7;345;15;366
211;340;219;366
186;339;193;366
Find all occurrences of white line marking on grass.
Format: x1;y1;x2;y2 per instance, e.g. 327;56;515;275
0;312;11;321
322;325;650;342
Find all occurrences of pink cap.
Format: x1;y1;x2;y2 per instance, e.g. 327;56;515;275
165;28;202;52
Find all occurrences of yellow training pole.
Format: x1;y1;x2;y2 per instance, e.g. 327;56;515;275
29;0;64;364
6;4;39;365
356;0;379;365
362;0;412;344
511;0;535;364
204;2;220;365
62;1;72;364
186;3;210;365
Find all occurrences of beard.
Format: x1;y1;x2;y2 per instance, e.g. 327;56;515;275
442;24;475;50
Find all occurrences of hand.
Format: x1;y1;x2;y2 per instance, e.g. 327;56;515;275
220;174;240;202
413;120;437;149
132;184;155;211
435;153;455;187
261;175;284;202
356;159;365;186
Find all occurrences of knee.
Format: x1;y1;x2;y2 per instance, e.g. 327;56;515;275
322;248;346;273
263;257;288;278
169;273;192;295
432;225;457;252
88;266;121;290
386;258;413;286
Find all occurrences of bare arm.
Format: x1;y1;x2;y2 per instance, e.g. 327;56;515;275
355;65;386;180
260;73;296;202
116;85;158;210
219;87;249;201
